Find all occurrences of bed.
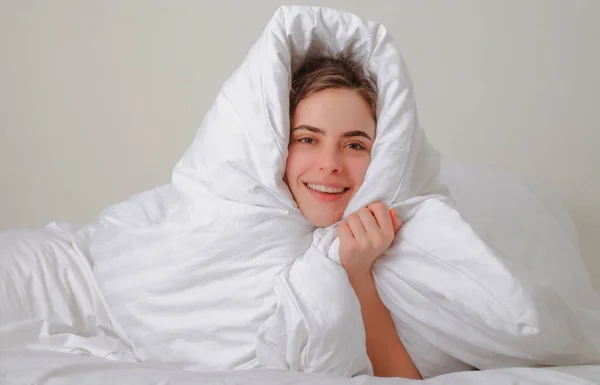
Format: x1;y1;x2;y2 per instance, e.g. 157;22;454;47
2;161;599;384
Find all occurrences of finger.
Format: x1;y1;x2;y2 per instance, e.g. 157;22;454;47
346;213;368;244
368;203;393;236
357;207;380;234
390;207;403;233
337;221;354;242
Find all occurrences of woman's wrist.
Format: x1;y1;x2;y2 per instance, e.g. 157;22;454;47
344;264;375;287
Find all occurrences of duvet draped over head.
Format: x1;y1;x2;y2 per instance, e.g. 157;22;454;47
88;5;600;379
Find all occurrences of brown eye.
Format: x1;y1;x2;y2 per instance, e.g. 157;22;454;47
346;142;365;151
298;137;316;144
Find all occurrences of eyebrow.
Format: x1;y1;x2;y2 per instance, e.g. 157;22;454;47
291;124;373;141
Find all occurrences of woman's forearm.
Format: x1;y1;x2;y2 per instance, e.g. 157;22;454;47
346;269;422;380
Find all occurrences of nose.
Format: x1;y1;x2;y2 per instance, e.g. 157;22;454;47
317;147;342;174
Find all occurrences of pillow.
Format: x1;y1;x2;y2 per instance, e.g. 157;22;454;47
0;223;138;362
370;163;600;373
439;162;594;294
87;5;600;378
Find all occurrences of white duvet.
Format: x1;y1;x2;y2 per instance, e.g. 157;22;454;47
2;4;600;384
1;200;599;384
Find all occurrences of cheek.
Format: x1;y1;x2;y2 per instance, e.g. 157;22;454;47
285;147;308;180
346;156;371;185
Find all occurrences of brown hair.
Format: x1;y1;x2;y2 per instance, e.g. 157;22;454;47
289;53;378;121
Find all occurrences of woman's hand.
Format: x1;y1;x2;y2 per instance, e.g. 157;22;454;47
337;203;402;276
337;204;420;379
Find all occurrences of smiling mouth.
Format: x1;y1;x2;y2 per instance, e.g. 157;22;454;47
303;182;350;196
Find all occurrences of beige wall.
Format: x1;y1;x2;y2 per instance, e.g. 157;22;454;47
1;1;598;287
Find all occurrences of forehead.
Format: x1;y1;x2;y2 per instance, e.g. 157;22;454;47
292;88;376;136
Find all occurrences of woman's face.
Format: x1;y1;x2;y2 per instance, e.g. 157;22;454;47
285;88;376;227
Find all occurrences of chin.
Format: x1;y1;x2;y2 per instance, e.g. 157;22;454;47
303;211;343;228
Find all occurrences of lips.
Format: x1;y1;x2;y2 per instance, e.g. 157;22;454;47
305;183;349;194
303;182;350;202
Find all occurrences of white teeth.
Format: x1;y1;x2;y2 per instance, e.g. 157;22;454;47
306;183;346;194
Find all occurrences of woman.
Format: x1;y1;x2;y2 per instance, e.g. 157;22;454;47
285;53;422;380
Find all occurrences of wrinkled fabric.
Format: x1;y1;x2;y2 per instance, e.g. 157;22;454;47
2;349;600;385
0;224;140;362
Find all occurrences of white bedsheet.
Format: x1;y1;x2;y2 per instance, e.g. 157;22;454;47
1;348;599;385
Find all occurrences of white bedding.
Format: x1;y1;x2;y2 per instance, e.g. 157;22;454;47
1;349;599;385
0;216;598;384
1;168;598;384
81;5;600;377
